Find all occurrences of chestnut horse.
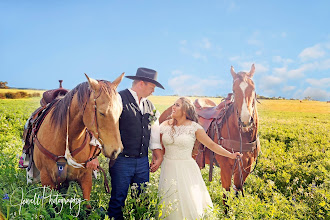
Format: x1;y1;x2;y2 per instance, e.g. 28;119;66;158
33;73;124;202
159;64;260;207
209;64;260;201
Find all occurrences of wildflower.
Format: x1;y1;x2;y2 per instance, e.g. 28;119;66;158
3;193;9;200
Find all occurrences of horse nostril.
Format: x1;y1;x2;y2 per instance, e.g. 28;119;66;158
111;150;118;160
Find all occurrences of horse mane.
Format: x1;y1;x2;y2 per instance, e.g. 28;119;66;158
50;80;113;128
51;82;91;128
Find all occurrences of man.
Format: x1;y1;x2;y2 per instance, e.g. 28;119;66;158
108;67;164;219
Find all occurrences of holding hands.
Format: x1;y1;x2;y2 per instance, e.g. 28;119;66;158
150;149;163;172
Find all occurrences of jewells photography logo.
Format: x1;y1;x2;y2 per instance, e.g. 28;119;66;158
5;186;84;217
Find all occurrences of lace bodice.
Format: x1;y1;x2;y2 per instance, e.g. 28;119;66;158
160;121;203;160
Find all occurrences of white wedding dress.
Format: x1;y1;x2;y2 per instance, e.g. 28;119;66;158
158;121;213;220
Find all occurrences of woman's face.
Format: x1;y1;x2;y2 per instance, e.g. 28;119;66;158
172;99;185;119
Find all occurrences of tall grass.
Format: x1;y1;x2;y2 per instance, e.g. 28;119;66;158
0;97;329;219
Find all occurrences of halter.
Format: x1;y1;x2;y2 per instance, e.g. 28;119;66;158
228;77;260;194
232;77;257;131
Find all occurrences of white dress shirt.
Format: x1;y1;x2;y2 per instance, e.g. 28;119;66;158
126;89;162;150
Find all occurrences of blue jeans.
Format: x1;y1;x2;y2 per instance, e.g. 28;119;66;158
108;156;149;220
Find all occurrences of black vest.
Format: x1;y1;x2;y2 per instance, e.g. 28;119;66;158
118;89;155;158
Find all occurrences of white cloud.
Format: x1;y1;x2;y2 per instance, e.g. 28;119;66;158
168;74;224;96
319;59;330;70
179;38;210;61
299;44;326;61
239;62;268;73
306;78;330;88
192;52;207;61
287;63;316;78
201;38;211;49
259;75;283;91
273;66;287;76
282;86;296;92
302;87;330;101
281;32;287;38
272;56;294;64
229;56;240;62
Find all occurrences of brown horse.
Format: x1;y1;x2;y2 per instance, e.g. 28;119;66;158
159;64;260;207
32;73;124;202
209;64;260;201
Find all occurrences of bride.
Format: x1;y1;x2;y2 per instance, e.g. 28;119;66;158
156;97;242;220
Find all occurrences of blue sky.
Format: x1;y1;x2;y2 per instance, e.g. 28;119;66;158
1;1;329;101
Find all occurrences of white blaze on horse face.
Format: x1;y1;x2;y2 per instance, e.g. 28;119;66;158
239;80;251;125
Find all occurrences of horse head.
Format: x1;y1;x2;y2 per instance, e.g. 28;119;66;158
231;64;257;132
83;73;125;159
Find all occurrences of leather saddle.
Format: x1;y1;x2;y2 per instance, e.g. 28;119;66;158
193;94;233;171
20;80;69;169
40;80;69;106
194;93;233;131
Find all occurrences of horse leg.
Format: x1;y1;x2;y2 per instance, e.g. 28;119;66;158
40;169;56;189
219;160;233;214
77;170;93;209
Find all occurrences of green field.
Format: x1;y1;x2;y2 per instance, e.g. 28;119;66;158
0;96;329;219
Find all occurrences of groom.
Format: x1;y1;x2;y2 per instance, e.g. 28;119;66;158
108;67;165;219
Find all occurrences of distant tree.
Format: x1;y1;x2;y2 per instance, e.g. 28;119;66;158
0;81;8;89
304;96;312;101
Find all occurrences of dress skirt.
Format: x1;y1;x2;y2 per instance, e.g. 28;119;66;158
158;156;213;220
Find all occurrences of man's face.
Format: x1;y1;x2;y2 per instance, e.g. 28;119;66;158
141;81;156;98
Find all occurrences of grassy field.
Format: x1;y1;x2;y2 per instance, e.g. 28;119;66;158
0;96;329;219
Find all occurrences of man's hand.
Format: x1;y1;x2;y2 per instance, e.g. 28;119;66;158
86;157;99;170
150;149;163;173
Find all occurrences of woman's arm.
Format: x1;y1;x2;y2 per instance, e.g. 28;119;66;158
196;128;242;159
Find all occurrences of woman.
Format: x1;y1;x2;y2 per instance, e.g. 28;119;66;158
157;97;242;220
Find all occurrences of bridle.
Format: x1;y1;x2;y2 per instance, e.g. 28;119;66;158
229;77;260;194
82;84;105;149
232;77;257;132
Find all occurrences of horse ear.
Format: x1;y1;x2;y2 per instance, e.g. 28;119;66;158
84;73;100;91
231;66;237;79
247;64;255;78
111;72;125;90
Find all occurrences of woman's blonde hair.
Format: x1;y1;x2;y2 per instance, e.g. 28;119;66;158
179;97;198;122
168;97;200;149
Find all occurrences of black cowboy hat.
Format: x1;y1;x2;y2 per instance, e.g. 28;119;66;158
125;67;165;89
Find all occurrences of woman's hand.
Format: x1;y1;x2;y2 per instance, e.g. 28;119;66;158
231;152;243;159
86;157;99;170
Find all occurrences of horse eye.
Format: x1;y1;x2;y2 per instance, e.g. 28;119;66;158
99;111;105;116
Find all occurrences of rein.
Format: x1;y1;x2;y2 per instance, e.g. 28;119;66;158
229;91;259;195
